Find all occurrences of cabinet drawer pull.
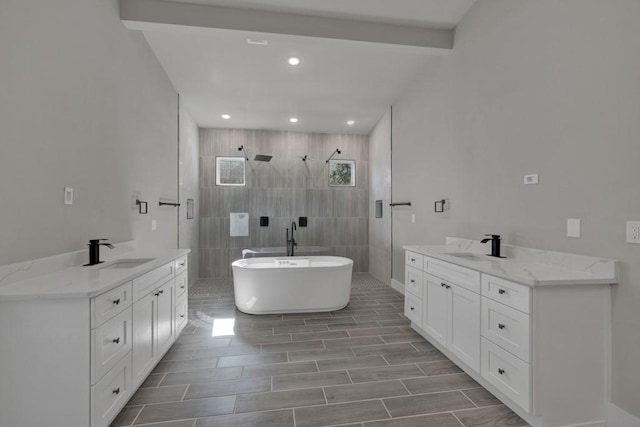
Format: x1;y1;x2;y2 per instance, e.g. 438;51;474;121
410;258;415;262
112;337;121;344
180;285;185;289
498;323;506;330
410;279;415;283
498;368;505;375
112;298;120;305
441;283;451;289
498;289;506;295
113;387;120;395
154;292;160;296
179;262;186;267
180;314;185;318
410;306;415;311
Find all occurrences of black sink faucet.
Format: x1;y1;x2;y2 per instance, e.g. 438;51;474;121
85;239;114;266
481;234;505;258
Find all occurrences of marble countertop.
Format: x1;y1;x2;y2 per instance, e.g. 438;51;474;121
404;238;617;287
0;248;190;300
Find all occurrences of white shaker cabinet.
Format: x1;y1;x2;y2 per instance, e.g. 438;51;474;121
403;245;617;427
132;264;177;389
0;250;189;427
420;265;481;373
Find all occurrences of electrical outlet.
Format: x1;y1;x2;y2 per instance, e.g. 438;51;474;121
626;221;640;244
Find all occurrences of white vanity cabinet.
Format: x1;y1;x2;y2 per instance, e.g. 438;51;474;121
403;245;616;427
0;251;189;427
403;253;424;325
406;253;481;373
132;275;175;388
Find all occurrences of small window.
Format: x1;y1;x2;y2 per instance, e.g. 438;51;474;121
328;159;356;187
216;157;246;186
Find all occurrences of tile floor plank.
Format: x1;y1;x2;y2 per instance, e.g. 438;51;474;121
234;387;325;413
194;409;294;427
294;400;390;427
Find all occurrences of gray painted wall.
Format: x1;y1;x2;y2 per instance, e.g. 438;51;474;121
368;109;392;284
178;98;199;284
0;0;179;265
199;128;369;277
391;0;640;417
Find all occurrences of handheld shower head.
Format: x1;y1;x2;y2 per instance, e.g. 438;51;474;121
238;145;248;161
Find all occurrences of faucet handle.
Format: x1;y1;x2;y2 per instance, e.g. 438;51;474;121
89;239;110;244
484;234;500;239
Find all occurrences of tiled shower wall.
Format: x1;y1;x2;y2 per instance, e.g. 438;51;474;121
199;128;369;278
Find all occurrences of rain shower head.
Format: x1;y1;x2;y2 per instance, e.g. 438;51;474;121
254;154;272;162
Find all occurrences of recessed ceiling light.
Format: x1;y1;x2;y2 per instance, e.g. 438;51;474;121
289;117;298;123
347;120;355;126
221;114;231;120
247;38;268;46
288;57;301;66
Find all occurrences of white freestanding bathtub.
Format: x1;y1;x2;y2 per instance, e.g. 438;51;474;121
231;256;353;314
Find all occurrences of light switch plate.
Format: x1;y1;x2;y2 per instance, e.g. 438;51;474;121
524;174;539;185
64;187;73;205
626;221;640;244
151;219;157;231
567;218;581;238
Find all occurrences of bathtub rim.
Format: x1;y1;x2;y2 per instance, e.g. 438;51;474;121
232;256;353;272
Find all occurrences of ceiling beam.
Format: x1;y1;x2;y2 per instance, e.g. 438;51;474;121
120;0;454;50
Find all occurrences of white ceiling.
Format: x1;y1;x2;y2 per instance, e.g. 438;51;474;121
128;0;477;134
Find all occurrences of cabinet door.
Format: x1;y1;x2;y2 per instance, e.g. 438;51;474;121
156;279;175;357
132;292;156;388
448;284;480;372
423;273;448;346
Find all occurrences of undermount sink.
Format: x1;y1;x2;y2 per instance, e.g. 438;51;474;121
99;258;156;269
444;252;486;260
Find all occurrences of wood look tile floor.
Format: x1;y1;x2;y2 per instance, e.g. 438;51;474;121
111;274;528;427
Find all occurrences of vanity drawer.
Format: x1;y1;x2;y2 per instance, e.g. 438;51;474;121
175;256;188;276
481;274;531;314
91;281;132;328
481;338;531;412
91;353;132;427
405;251;423;270
404;266;423;299
176;292;188;334
424;256;480;294
132;262;174;302
404;292;423;325
91;308;132;384
175;271;188;300
481;297;530;362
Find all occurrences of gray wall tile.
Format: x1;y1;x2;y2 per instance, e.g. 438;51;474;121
199;128;369;277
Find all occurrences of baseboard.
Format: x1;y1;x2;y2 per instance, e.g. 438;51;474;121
609;403;640;427
390;278;404;295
